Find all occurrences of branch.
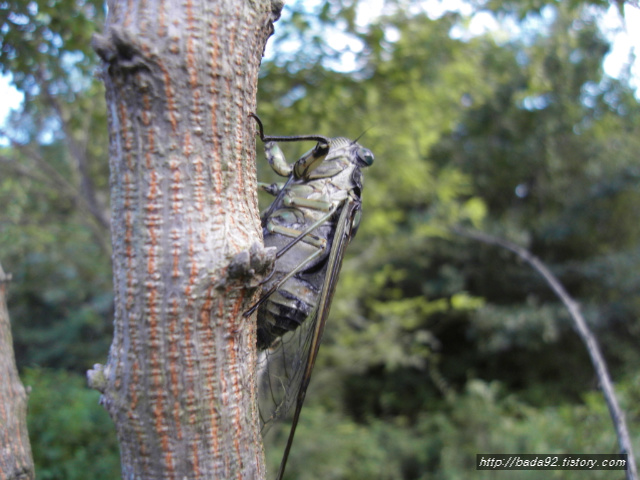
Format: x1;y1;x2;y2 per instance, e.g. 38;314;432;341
0;153;61;187
0;263;35;480
0;133;111;255
36;69;111;232
453;227;638;480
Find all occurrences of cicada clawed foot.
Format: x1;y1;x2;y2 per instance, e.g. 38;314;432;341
258;182;282;196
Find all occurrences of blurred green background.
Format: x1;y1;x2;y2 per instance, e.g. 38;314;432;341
1;0;638;478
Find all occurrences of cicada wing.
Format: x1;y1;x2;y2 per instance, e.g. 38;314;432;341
257;199;360;480
257;304;319;433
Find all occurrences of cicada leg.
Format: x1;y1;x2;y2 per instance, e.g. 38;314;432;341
271;196;336;259
258;138;330;222
243;199;344;318
267;224;326;250
264;139;329;181
243;242;327;318
265;142;293;177
250;113;331;180
258;182;284;197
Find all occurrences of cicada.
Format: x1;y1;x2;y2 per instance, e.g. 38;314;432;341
244;114;374;480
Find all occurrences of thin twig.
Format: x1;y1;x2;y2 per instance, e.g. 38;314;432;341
454;227;637;480
37;76;110;232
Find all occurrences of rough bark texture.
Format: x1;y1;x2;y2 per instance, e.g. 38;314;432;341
88;1;282;478
0;264;35;480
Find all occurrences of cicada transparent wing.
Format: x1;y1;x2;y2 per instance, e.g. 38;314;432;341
257;198;358;432
256;299;318;432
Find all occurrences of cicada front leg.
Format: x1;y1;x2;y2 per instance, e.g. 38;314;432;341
264;141;293;178
264;139;330;181
258;182;285;197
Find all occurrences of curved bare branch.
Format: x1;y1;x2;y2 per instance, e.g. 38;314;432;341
454;227;638;480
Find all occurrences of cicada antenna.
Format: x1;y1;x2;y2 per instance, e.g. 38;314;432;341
352;126;373;144
249;113;330;145
249;113;267;140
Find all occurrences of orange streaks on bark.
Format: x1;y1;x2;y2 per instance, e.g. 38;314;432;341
142;93;152;127
123;0;134;27
102;2;269;474
170;163;182;207
139;79;174;472
193;155;205;215
161;432;175;478
170;159;182;278
184;224;197;298
139;0;148;33
118;98;137;316
119;102;133;156
200;288;221;464
145;166;173;474
171;228;180;279
182;219;201;475
130;360;140;411
183;319;201;476
234;119;246;194
128;359;149;464
208;14;223;210
158;60;178;133
191;89;201;125
157;0;167;37
183;131;193;166
226;292;246;477
125;210;134;309
168;298;183;441
185;0;199;90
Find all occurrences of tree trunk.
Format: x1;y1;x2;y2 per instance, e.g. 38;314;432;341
88;1;282;478
0;263;35;480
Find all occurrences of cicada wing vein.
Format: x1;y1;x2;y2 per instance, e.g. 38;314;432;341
258;314;314;432
257;199;360;480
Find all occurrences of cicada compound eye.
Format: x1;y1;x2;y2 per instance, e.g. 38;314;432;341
356;147;374;166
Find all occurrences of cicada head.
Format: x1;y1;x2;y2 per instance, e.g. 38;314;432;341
326;137;374;169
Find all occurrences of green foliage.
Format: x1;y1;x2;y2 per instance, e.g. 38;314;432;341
426;3;640;397
1;0;111;371
23;368;120;480
0;0;103;94
257;2;639;475
265;374;639;480
0;175;113;370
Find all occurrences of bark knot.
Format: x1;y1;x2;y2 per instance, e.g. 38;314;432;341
226;242;276;289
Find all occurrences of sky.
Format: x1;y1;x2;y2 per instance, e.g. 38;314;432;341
0;73;23;127
0;2;638;132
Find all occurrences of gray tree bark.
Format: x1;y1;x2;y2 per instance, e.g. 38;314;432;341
0;263;35;480
88;1;282;478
